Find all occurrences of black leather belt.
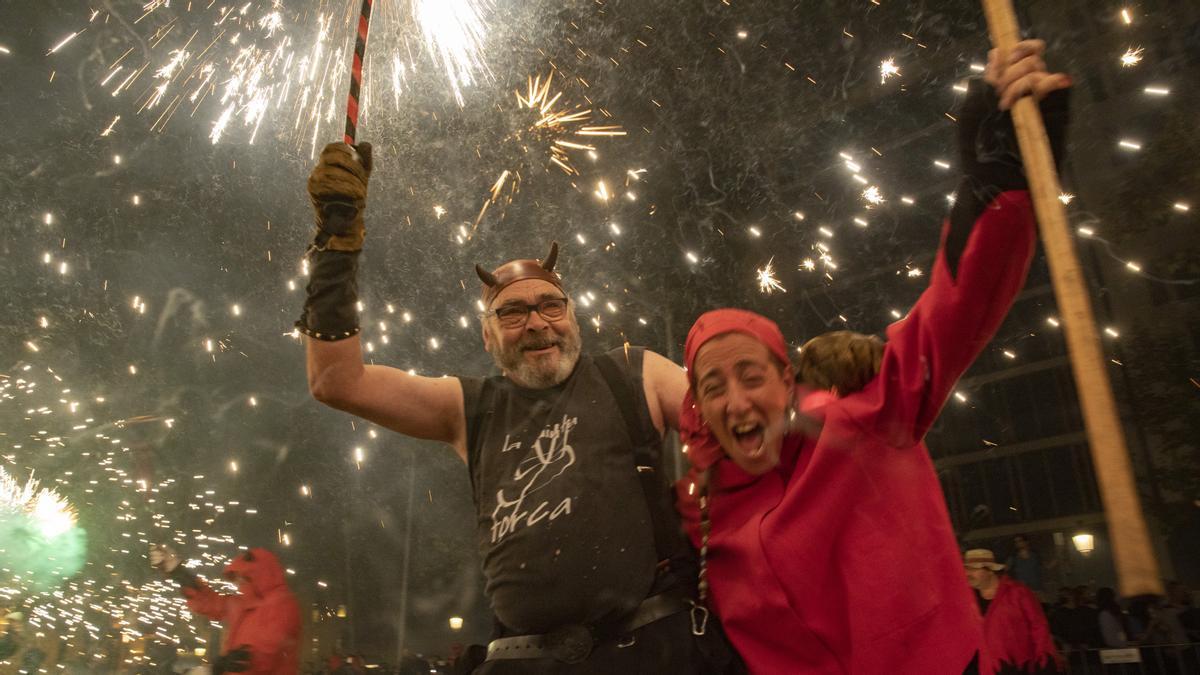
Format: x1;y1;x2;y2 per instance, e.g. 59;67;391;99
485;589;692;664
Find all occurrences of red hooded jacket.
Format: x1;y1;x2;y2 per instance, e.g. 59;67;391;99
981;577;1063;674
183;548;301;674
676;191;1037;674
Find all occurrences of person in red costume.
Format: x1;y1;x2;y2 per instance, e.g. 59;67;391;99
150;545;301;674
965;549;1063;674
674;41;1071;674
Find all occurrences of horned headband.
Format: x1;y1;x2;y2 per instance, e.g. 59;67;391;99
475;241;563;306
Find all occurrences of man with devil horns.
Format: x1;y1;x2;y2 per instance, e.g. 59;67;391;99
297;148;741;673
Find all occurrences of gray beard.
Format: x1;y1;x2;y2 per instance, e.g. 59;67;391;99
493;328;582;388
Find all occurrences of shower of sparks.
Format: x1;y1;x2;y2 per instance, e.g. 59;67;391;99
1;468;78;538
1058;193;1075;205
414;0;494;106
517;71;626;176
879;58;900;83
473;71;625;232
69;1;498;147
0;361;268;664
757;258;787;294
862;186;885;205
1120;46;1144;67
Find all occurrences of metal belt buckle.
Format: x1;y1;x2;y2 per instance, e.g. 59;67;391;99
544;624;593;664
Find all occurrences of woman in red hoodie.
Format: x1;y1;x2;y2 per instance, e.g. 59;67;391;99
675;42;1070;674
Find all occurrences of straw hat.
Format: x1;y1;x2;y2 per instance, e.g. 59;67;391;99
964;549;1006;571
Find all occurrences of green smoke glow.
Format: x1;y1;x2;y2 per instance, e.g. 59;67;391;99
0;469;87;592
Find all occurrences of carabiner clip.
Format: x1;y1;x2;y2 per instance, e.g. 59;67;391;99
689;601;709;636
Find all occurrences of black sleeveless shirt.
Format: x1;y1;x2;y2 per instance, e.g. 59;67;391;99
458;348;661;634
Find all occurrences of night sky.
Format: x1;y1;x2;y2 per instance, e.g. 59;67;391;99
2;0;1198;666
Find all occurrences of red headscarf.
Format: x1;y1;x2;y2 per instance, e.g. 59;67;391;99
681;309;791;470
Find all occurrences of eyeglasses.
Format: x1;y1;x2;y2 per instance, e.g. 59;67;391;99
485;297;569;328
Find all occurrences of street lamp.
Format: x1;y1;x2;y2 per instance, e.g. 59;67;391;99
449;616;464;631
1072;532;1095;556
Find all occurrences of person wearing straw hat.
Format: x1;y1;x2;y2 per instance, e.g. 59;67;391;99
965;549;1063;674
672;41;1071;675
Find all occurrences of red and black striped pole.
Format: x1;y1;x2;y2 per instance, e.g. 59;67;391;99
343;0;374;145
308;0;374;256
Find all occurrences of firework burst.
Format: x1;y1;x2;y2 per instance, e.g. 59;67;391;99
76;0;495;149
473;70;626;232
757;258;787;294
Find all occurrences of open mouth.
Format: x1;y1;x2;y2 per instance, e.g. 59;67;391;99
731;422;765;457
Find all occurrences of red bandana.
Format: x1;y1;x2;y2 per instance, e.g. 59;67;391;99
681;309;790;470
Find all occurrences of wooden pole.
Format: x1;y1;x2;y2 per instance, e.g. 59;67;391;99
980;0;1162;597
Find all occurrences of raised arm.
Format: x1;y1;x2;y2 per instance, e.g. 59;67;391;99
306;337;466;458
859;41;1071;445
150;545;230;621
300;143;467;460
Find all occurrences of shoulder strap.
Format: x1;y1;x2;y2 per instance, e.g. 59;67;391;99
458;376;489;504
594;348;684;564
593;348;658;453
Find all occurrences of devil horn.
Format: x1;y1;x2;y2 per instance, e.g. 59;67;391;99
542;241;559;271
476;264;498;287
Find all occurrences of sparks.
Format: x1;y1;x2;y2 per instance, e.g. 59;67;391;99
1120;46;1144;67
879;58;900;84
477;71;624;230
414;0;494;106
1;467;79;540
756;258;786;294
47;31;82;55
862;186;885;205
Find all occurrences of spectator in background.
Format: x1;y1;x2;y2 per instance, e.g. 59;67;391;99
1165;582;1200;643
397;649;430;675
1096;587;1131;648
1049;586;1101;649
151;545;301;674
966;549;1064;674
1006;534;1044;594
1129;595;1188;646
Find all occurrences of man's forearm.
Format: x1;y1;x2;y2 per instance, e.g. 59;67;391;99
305;335;367;406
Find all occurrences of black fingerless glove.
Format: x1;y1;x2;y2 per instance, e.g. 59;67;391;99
946;77;1071;276
168;565;201;591
295;250;361;341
